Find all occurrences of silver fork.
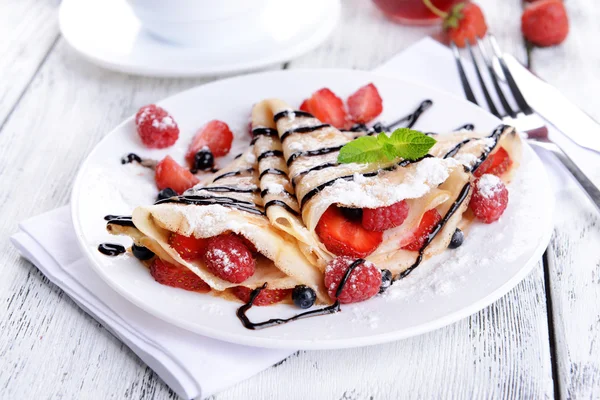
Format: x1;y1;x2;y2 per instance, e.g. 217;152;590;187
451;34;600;212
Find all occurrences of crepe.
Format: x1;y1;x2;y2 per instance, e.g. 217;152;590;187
107;147;328;303
250;99;476;276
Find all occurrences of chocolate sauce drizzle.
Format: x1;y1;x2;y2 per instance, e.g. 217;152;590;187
121;153;142;164
396;182;472;280
200;186;259;194
442;124;506;163
156;194;264;215
273;110;314;123
257;150;284;163
286;145;344;167
455;123;475;131
236;259;365;330
280;124;331;143
291;162;339;188
212;168;254;183
260;188;294;198
263;200;300;217
98;243;126;256
259;168;288;180
104;215;135;227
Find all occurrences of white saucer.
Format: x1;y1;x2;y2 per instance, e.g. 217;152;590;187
59;0;341;77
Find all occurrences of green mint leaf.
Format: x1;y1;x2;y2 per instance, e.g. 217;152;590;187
387;128;437;160
337;135;387;164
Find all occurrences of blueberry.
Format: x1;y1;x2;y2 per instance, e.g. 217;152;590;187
292;285;316;309
192;149;214;173
449;228;464;249
132;244;154;261
379;269;392;294
157;187;177;201
340;207;363;221
372;122;386;133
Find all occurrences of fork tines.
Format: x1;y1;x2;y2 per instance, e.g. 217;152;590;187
451;35;534;120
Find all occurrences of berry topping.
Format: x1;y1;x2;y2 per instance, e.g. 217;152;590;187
299;100;311;113
169;233;208;261
132;244;155;261
401;209;442;251
316;205;383;258
448;228;464;249
347;83;383;124
157;187;178;202
470;174;509;223
135;104;179;149
155;156;199;195
522;0;569;47
191;149;215;173
232;286;291;306
324;257;381;304
379;269;393;294
204;234;255;283
291;285;317;309
423;1;487;48
185;120;233;166
303;88;350;129
362;200;410;232
474;147;512;178
149;258;210;292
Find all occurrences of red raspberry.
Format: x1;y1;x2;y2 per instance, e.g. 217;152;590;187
347;83;383;124
203;234;255;283
155;155;199;195
231;286;291;306
401;209;442;251
470;174;509;223
169;233;208;261
135;104;179;148
362;200;409;232
149;258;210;292
324;256;381;304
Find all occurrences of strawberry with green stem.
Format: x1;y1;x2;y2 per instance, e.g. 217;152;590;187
423;0;488;48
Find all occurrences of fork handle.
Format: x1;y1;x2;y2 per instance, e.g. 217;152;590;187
530;140;600;213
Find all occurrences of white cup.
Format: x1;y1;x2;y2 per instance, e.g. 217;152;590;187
125;0;272;47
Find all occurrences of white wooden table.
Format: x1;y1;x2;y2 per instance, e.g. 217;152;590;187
1;0;599;398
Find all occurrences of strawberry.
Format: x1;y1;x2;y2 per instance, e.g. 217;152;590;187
474;147;512;178
149;258;210;292
231;286;291;306
135;104;179;149
401;209;442;251
316;205;383;258
324;257;381;304
347;83;383;124
521;0;569;47
299;100;311;113
155;155;199;195
304;88;350;129
423;1;487;48
362;200;410;232
169;233;208;261
469;174;509;223
203;234;255;283
185;120;234;167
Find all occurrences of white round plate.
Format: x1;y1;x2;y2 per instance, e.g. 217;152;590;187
71;69;554;350
58;0;340;77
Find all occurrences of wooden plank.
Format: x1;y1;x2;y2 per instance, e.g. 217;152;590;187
0;0;60;128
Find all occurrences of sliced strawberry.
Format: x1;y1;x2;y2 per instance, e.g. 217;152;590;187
169;233;208;261
347;83;383;124
401;209;442;252
474;147;512;178
155;155;199;195
231;286;291;306
305;88;350;129
185;120;234;167
299;100;311;113
149;258;210;293
316;205;383;258
362;200;409;232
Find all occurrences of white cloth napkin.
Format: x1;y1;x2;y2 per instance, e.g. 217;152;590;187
11;37;599;400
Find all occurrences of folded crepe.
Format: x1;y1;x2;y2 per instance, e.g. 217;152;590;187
250;99;478;277
107;147;328;303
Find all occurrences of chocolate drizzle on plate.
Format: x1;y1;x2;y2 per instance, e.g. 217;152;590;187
104;215;135;227
236;259;365;330
121;153;142;164
98;243;126;256
455;123;475;131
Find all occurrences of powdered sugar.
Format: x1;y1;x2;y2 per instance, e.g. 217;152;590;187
454;152;478;168
245;151;256;164
151;116;176;130
265;183;285;195
477;174;503;199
